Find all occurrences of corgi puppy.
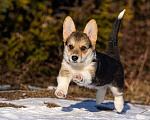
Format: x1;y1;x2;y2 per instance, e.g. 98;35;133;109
55;9;126;113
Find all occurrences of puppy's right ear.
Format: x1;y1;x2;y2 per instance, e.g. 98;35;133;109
63;16;76;42
83;19;98;49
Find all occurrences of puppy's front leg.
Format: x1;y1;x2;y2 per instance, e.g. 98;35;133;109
55;68;71;98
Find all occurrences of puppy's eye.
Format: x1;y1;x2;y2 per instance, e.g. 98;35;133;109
80;46;86;51
69;45;73;50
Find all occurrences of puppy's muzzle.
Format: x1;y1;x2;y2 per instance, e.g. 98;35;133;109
72;55;78;61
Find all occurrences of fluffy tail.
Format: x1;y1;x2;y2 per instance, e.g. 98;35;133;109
106;9;126;61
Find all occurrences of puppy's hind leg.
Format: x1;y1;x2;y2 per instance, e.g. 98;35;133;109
109;85;124;113
96;85;108;104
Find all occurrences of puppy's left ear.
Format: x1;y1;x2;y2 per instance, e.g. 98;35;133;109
63;16;76;42
83;19;98;49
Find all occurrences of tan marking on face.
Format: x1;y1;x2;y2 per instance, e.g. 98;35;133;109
67;37;90;60
67;38;75;55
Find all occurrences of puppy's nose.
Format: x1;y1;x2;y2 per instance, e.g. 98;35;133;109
72;56;78;61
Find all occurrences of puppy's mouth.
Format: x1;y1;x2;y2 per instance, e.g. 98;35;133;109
70;60;81;64
68;59;77;63
69;59;80;63
71;61;79;64
70;59;84;64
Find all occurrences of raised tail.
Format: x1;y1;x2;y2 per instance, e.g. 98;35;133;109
106;9;126;61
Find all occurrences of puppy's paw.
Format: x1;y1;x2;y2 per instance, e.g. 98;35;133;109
55;89;67;98
114;95;124;113
73;74;84;83
114;103;124;113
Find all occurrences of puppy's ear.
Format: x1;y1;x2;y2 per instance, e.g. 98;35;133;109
63;16;76;42
83;19;98;49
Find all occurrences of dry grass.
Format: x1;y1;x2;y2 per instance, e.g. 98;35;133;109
68;84;150;105
0;90;56;100
0;103;25;108
44;102;60;108
0;83;149;105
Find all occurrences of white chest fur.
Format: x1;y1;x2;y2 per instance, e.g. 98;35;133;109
64;61;96;89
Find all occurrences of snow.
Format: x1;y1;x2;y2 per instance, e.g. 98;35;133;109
47;86;57;90
28;85;42;90
0;98;149;120
0;85;11;90
0;85;57;91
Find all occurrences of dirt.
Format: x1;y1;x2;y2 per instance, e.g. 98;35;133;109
0;90;56;100
0;103;25;108
0;85;149;105
0;89;82;101
44;102;60;108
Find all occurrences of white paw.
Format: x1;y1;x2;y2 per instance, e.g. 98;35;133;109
73;74;84;83
114;101;124;112
55;89;67;98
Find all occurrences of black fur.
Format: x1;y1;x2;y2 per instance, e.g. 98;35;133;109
91;13;124;91
91;51;124;91
107;17;123;61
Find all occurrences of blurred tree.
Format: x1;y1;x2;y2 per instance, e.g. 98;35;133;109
0;0;64;87
0;0;62;67
0;0;132;88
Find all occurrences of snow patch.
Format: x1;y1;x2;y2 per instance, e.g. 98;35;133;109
47;86;56;90
0;98;149;120
0;85;11;90
28;85;42;90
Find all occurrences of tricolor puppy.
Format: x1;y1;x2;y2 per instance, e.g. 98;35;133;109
55;9;126;113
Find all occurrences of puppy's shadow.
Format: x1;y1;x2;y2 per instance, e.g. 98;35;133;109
61;99;130;113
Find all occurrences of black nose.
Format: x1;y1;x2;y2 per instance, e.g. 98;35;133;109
72;56;78;61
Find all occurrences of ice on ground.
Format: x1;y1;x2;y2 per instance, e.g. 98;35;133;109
47;86;57;90
0;98;149;120
28;85;42;90
0;85;11;90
